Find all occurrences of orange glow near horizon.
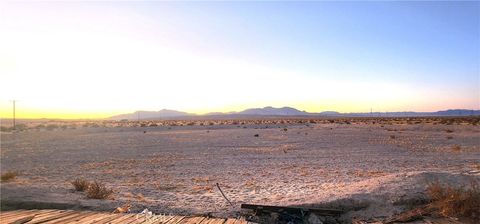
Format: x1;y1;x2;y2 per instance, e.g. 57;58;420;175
0;97;477;120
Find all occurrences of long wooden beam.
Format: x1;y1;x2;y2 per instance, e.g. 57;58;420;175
240;203;343;216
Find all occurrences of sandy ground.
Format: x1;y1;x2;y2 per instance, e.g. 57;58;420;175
1;119;479;221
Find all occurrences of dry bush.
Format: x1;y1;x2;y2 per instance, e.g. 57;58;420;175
71;178;90;192
113;203;132;213
1;171;18;182
452;145;461;152
191;185;213;193
192;177;211;183
426;181;480;219
86;181;114;199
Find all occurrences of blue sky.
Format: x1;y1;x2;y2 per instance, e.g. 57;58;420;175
0;1;478;118
140;1;479;83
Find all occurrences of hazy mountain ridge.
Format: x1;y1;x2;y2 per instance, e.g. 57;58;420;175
109;107;480;120
238;106;309;116
110;109;194;120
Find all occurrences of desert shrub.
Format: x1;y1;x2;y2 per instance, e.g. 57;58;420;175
445;129;454;133
0;126;12;132
452;145;461;152
86;181;114;199
46;124;59;130
35;124;46;129
15;124;27;131
427;181;480;219
1;171;18;182
71;178;90;192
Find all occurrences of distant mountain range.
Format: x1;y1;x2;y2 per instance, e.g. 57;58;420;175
109;107;480;120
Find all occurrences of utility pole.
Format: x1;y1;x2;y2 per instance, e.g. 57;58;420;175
12;100;16;130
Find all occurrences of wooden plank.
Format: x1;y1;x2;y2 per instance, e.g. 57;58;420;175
200;218;226;224
66;212;114;224
240;203;343;216
47;211;99;224
178;216;206;224
0;211;29;221
93;214;126;224
41;211;93;224
223;219;238;224
26;210;67;223
124;214;147;224
0;210;24;218
0;211;249;224
107;214;137;224
147;215;175;224
23;210;59;219
1;210;41;223
9;215;35;224
79;213;122;224
164;216;186;224
26;210;78;224
0;209;39;221
227;219;249;224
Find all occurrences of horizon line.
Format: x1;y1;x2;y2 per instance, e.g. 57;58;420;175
1;106;479;120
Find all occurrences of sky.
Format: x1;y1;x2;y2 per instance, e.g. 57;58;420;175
0;1;479;119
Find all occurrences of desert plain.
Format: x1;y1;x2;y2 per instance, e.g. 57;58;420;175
1;117;479;223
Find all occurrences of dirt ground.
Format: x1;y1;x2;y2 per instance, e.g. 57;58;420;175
1;118;479;222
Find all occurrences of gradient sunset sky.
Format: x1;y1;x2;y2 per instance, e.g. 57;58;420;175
0;1;479;119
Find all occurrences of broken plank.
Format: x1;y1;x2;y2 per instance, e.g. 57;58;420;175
240;203;343;216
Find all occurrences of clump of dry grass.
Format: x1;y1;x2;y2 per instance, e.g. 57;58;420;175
1;171;18;182
426;181;480;219
86;181;114;199
191;185;213;193
451;145;461;152
71;178;90;192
